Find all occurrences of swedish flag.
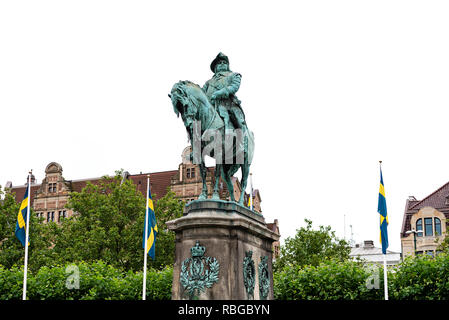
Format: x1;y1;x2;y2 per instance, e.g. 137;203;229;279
142;184;157;260
15;187;29;247
378;167;389;254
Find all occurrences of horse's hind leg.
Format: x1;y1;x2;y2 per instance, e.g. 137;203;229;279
223;165;235;202
212;164;221;200
239;163;249;205
198;158;208;200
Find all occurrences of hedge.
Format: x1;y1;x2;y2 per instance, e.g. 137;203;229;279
0;260;172;300
274;253;449;300
273;259;382;300
3;253;449;300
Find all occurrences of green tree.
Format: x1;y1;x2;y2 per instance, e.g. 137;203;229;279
274;219;350;272
51;172;183;271
149;188;184;269
0;186;56;272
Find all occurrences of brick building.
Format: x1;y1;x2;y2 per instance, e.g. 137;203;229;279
400;181;449;257
6;147;279;255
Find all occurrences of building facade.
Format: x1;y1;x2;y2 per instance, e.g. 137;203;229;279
400;181;449;257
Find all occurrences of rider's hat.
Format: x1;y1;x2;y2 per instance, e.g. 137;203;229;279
210;52;229;72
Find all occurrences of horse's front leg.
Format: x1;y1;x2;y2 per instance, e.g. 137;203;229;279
212;164;222;200
198;158;208;200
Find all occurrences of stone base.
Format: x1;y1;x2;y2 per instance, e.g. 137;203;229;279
166;200;279;300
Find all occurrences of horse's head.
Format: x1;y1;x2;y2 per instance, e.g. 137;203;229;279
169;81;200;129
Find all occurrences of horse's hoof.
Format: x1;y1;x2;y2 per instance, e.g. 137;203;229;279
212;193;220;200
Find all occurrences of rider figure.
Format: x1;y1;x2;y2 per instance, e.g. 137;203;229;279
202;52;247;133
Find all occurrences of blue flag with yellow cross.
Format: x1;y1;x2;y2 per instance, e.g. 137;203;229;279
378;167;389;254
15;187;30;247
142;184;157;260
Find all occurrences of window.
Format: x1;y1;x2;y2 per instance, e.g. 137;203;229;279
46;211;55;222
191;168;195;178
424;218;433;236
426;250;435;258
48;183;56;193
435;218;442;236
58;210;66;222
416;219;423;237
186;168;191;178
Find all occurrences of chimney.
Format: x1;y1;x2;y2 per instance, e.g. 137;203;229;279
26;174;36;185
363;240;374;248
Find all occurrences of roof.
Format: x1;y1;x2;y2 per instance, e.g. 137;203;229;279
9;169;179;204
266;219;279;234
409;181;449;211
350;245;401;264
401;181;449;236
9;184;40;204
350;246;399;256
128;170;178;200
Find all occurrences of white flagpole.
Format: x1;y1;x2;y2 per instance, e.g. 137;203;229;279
142;175;150;300
379;161;388;300
22;170;32;300
383;254;388;300
250;173;253;211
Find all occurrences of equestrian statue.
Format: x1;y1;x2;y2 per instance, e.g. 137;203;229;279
169;53;254;206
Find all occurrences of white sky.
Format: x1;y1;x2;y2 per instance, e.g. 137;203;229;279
1;1;449;253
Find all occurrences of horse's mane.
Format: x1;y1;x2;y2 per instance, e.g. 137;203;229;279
171;80;205;117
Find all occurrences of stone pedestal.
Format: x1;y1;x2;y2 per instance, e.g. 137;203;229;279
166;200;279;300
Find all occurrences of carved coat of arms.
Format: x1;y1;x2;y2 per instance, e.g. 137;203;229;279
180;241;220;299
243;250;255;300
258;256;270;300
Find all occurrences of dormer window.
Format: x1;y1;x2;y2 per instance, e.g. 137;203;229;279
186;168;191;179
48;183;57;193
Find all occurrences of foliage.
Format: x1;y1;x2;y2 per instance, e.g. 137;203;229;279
274;259;382;300
436;224;449;253
0;261;172;300
0;186;57;272
273;219;350;272
274;252;449;300
388;253;449;300
0;172;183;273
50;172;183;271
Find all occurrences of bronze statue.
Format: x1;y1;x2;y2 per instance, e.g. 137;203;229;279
169;53;254;206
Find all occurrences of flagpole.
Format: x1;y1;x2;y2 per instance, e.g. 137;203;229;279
379;161;388;300
383;253;389;300
22;170;32;300
250;173;253;211
142;175;150;300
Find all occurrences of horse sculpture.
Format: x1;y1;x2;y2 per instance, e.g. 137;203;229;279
169;80;254;205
